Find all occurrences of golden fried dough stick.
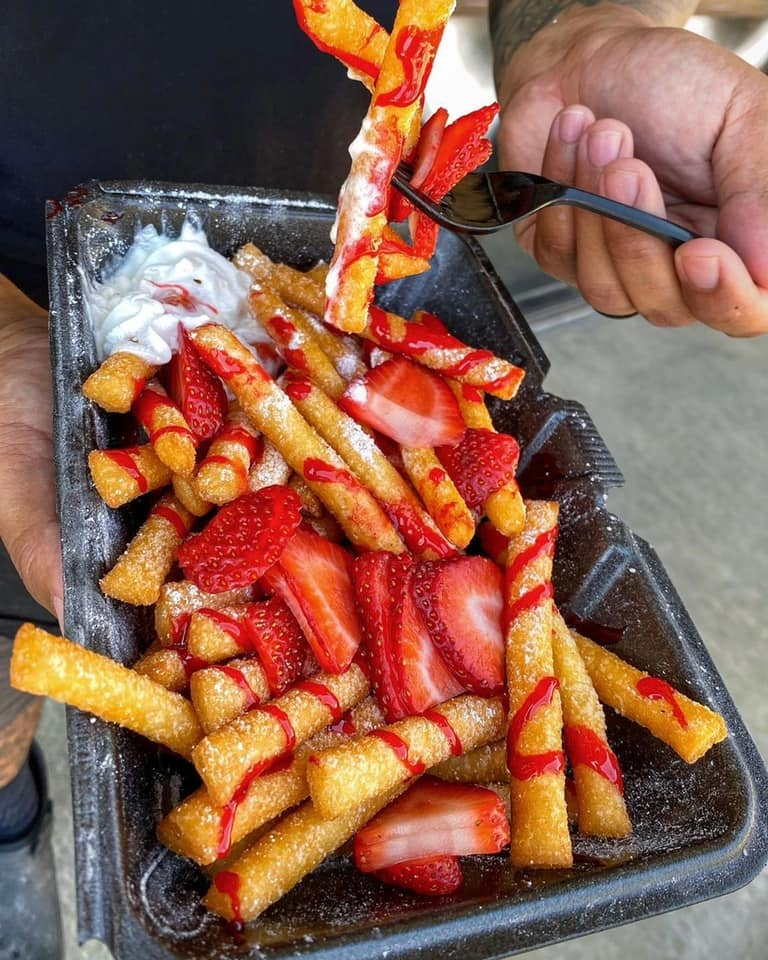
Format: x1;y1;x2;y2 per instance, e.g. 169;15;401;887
572;631;728;763
171;474;212;517
185;605;253;662
203;788;404;923
82;352;157;413
398;446;475;549
551;612;631;838
306;262;329;285
188;323;404;553
430;740;508;784
193;661;371;806
248;286;346;398
504;500;571;868
99;493;194;606
246;438;292;492
154;582;255;646
190;658;272;735
133;379;198;477
10;624;202;759
133;645;199;693
88;445;172;508
325;0;452;333
365;306;525;400
157;697;384;865
288;474;324;518
307;694;506;820
194;405;262;505
282;370;453;558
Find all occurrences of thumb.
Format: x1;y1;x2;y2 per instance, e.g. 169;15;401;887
0;277;63;620
712;71;768;288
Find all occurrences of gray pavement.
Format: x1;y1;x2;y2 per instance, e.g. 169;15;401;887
37;276;767;959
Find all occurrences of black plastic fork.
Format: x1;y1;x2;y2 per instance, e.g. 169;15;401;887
392;167;697;246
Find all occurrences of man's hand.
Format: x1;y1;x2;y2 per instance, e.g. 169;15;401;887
0;276;62;620
491;2;768;336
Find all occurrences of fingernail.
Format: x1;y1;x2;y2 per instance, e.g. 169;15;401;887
53;594;64;632
587;129;623;167
680;255;720;291
604;170;640;206
557;108;588;145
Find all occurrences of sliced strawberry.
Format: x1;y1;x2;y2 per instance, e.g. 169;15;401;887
394;564;464;715
413;556;504;696
339;356;465;448
477;520;510;564
420;103;499;202
354;776;510;873
353;552;411;722
389;107;449;223
375;855;462;896
167;325;228;442
244;596;307;696
436;428;520;512
261;526;362;674
177;486;302;593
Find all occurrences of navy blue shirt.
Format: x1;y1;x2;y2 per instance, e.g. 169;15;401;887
1;0;395;303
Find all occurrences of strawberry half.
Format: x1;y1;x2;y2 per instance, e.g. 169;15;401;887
375;855;462;896
353;552;411;722
339;356;465;448
413;556;505;696
354;776;510;873
436;427;520;512
167;325;228;442
394;564;464;715
244;596;308;696
177;486;302;593
261;526;362;674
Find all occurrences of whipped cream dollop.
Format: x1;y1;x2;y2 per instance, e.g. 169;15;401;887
85;221;271;365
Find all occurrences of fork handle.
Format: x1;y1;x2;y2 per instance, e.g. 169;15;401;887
560;187;698;247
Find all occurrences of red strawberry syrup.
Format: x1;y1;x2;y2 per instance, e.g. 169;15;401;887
636;676;689;728
103;449;149;493
564;724;624;792
371;729;426;778
294;680;342;725
507;676;565;780
422;709;462;756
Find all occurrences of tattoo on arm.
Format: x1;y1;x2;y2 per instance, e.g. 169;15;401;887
489;0;696;88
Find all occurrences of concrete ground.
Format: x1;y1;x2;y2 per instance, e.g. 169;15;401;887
37;270;768;959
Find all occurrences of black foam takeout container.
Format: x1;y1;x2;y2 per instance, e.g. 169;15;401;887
47;181;768;960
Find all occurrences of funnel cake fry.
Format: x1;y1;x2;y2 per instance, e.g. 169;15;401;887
10;625;202;759
307;694;506;820
398;446;475;549
88;444;172;508
133;379;198;477
504;500;571;868
188;323;403;553
573;631;727;763
99;493;194;606
172;474;212;517
82;351;157;413
431;740;508;784
133;646;201;693
282;370;453;559
158;697;384;865
185;605;254;663
194;405;262;505
192;661;371;806
551;612;631;838
154;582;256;647
190;658;272;734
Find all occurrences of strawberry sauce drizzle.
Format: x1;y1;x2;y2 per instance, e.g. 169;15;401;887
506;528;559;584
215;427;261;462
294;680;342;725
507;676;565;780
197;608;253;649
428;467;447;485
382;502;454;558
260;703;297;753
329;711;357;736
150;504;188;538
303;457;362;492
202;454;248;481
564;724;624;793
150;424;195;445
505;582;554;625
375;26;440;108
636;676;689;729
422;709;462;756
210;665;262;711
371;729;426;778
217;752;293;860
147;280;218;315
103;449;148;492
213;870;244;929
284;376;313;402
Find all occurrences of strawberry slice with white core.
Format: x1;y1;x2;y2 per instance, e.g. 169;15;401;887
339;355;465;448
394;564;464;714
261;526;362;674
244;597;308;696
375;855;462;896
353;552;411;721
354;776;510;873
413;556;505;696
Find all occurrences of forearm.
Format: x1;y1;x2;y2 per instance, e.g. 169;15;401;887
489;0;699;93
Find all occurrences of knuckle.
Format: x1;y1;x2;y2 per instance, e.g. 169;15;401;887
579;279;633;316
